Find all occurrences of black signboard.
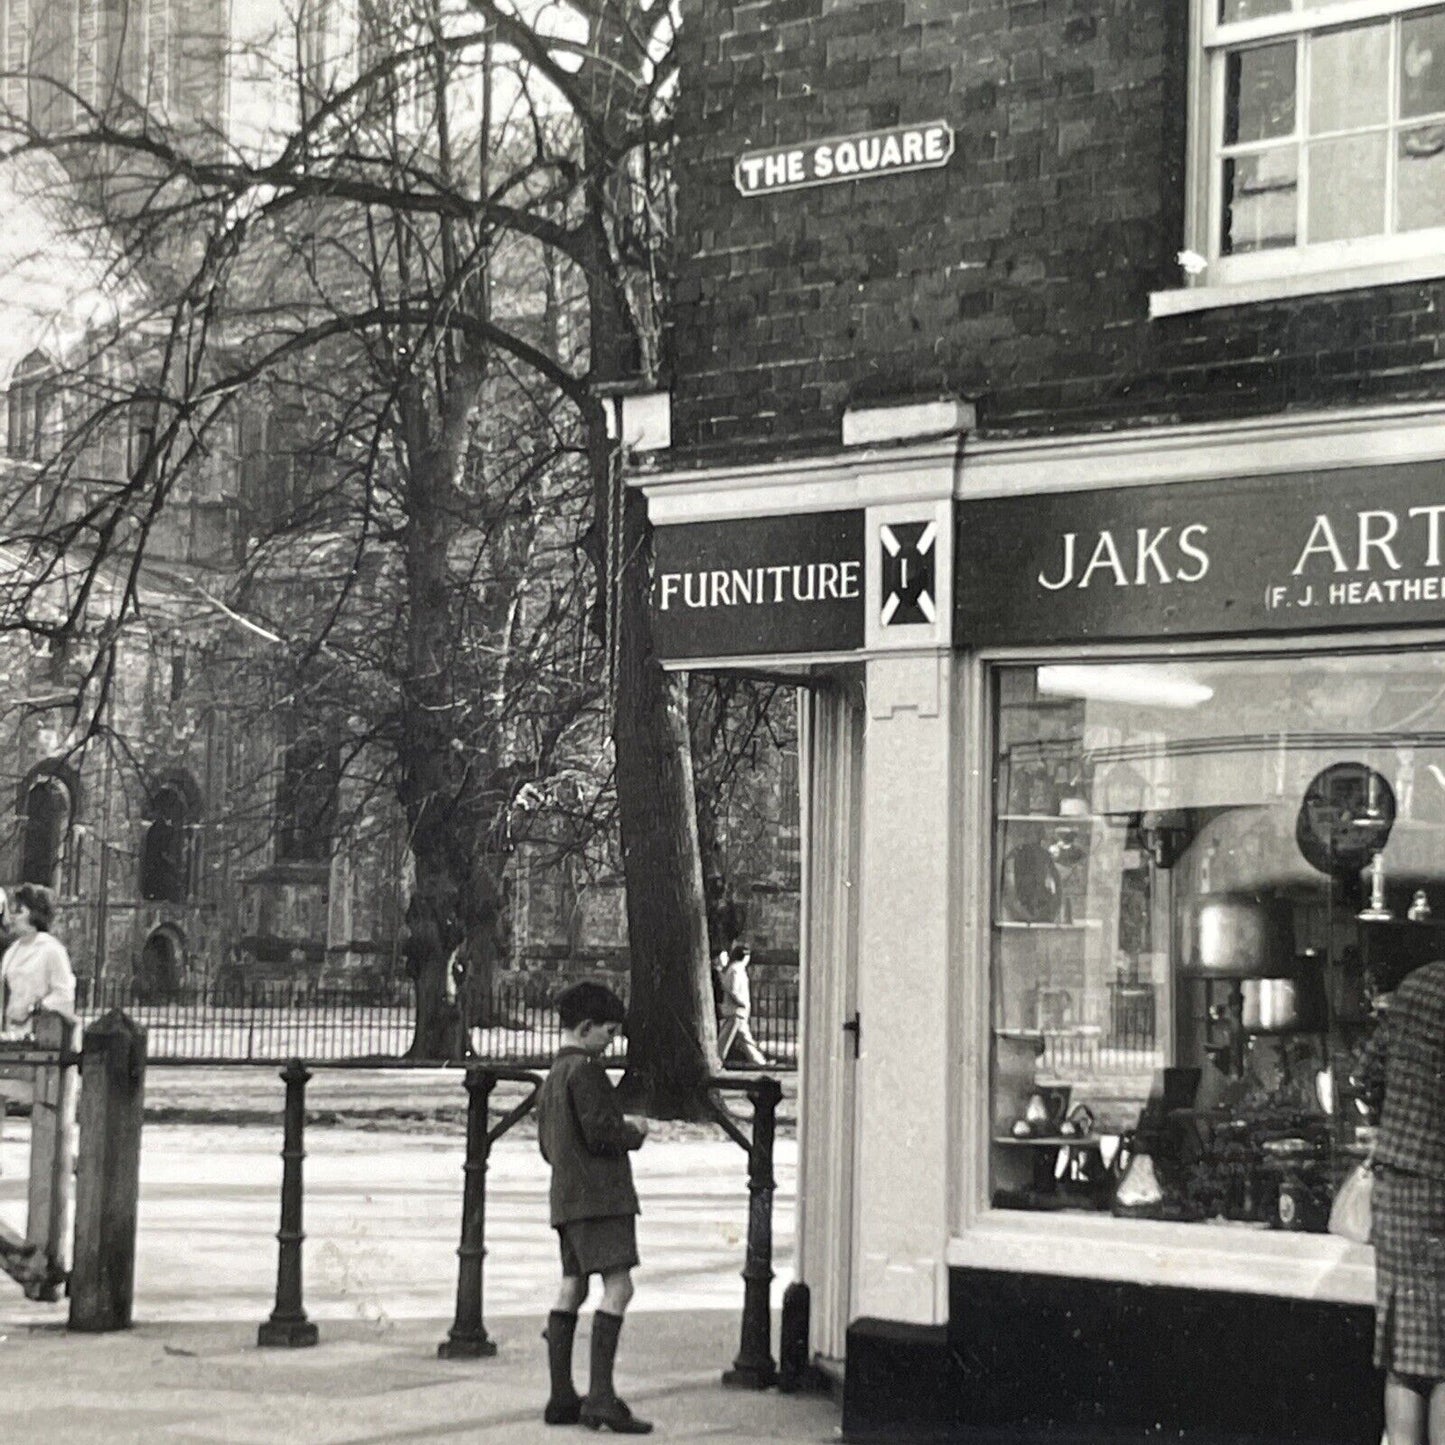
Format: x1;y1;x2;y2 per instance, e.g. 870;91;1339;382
954;460;1445;646
652;510;864;661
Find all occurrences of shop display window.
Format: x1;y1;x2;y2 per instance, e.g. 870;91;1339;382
988;652;1445;1231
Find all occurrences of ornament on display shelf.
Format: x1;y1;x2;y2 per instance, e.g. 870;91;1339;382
1358;851;1394;923
1112;1151;1164;1212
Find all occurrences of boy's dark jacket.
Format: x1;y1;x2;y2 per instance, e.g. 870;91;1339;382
537;1046;645;1226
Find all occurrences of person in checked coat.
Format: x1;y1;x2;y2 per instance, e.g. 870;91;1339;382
537;981;652;1434
1357;957;1445;1445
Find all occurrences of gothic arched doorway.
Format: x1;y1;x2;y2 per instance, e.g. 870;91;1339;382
135;927;184;1004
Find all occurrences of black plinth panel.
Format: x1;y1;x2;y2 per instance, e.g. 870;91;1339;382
842;1269;1382;1444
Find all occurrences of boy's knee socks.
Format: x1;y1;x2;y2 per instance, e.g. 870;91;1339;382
587;1309;625;1403
545;1310;580;1410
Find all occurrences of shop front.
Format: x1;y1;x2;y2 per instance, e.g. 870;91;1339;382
639;404;1445;1444
929;451;1445;1445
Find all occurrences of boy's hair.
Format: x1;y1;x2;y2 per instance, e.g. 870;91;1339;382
556;980;627;1029
12;883;54;931
728;940;751;963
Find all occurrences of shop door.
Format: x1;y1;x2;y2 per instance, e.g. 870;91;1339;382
796;677;863;1368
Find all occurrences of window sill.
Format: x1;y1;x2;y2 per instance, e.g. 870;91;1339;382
1150;251;1445;317
948;1209;1374;1306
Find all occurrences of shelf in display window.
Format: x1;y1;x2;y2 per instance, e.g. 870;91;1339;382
994;918;1104;931
993;1134;1106;1150
997;813;1106;824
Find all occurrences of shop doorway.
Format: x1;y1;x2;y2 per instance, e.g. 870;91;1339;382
797;675;863;1368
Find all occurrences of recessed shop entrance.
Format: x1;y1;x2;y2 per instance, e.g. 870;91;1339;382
798;676;864;1366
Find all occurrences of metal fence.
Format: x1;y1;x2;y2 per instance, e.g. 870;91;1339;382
75;974;800;1066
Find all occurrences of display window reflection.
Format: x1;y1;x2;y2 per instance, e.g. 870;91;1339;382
988;653;1444;1230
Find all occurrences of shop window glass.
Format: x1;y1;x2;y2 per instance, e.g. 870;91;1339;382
989;652;1442;1232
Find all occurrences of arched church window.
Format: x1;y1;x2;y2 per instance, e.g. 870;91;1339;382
140;782;193;903
6;350;59;463
20;774;72;890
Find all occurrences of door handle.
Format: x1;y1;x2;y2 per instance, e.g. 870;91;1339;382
841;1012;860;1059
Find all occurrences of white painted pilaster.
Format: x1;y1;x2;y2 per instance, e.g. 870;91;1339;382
851;649;956;1324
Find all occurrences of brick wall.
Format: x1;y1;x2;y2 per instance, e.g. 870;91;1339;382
670;0;1445;461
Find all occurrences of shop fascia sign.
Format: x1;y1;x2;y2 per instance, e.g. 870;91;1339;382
954;460;1445;645
734;120;954;197
651;507;947;662
652;510;865;661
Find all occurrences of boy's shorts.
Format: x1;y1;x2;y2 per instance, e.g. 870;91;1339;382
556;1215;639;1278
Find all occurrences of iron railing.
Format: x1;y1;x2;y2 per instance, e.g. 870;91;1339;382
74;974;801;1066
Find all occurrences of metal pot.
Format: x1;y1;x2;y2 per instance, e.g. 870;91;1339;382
1191;896;1290;975
1242;977;1304;1032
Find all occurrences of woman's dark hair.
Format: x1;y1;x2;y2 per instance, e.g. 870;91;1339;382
728;941;751;963
555;980;627;1029
12;882;55;931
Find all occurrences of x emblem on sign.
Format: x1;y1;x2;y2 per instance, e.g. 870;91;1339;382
880;521;937;625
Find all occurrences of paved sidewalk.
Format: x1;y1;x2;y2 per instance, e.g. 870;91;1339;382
0;1123;840;1444
2;1311;840;1443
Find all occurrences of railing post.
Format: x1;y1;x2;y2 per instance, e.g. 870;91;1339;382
438;1066;498;1358
723;1075;781;1389
27;1009;80;1302
70;1010;146;1329
258;1058;318;1347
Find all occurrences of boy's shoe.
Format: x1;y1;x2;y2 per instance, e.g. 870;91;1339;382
543;1392;582;1425
580;1396;653;1434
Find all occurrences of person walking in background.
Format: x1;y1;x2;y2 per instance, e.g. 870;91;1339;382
716;941;767;1067
537;980;652;1434
711;947;728;1018
1;884;74;1040
1357;957;1445;1445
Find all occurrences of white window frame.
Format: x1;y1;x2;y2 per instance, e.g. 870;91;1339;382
1154;0;1445;315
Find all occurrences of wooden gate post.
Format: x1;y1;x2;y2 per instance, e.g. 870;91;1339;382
25;1009;80;1301
69;1010;147;1332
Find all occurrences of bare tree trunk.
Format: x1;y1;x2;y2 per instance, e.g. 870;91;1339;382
398;542;465;1056
397;382;470;1058
588;418;717;1115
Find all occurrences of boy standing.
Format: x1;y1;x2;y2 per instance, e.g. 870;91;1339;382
537;981;652;1434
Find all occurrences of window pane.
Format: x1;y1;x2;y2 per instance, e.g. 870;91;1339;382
1401;10;1445;120
1307;132;1387;240
1225;43;1297;145
1220;0;1291;21
1222;149;1299;253
1309;23;1390;133
1398;125;1445;230
989;655;1445;1228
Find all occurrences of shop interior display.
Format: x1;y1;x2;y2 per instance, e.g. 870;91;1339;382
989;660;1445;1230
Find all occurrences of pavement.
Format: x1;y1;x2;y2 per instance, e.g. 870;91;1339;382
0;1073;840;1444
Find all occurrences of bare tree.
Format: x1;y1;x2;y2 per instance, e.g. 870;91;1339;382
0;0;721;1103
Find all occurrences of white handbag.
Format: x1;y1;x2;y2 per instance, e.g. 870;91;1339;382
1327;1160;1373;1244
